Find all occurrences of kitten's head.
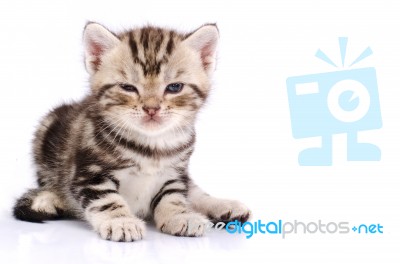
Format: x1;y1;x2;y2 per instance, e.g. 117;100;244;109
83;22;218;136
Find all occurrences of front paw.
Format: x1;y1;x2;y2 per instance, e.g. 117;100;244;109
96;216;146;242
207;200;251;224
158;212;209;237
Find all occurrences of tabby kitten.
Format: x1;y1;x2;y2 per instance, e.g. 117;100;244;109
13;22;251;242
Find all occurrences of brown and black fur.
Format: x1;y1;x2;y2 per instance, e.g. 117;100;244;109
13;23;250;242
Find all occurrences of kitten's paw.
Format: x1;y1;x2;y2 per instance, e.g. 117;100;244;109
207;200;251;223
159;213;209;237
97;216;146;242
31;191;64;215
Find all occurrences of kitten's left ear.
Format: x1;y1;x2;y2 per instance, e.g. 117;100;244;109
184;24;219;75
83;22;120;75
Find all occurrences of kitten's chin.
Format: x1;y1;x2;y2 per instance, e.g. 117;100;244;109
141;119;164;131
135;117;175;136
123;114;191;137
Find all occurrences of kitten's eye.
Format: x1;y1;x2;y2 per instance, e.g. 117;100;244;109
165;83;184;94
119;83;138;93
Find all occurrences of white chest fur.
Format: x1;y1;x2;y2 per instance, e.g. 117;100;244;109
114;158;176;219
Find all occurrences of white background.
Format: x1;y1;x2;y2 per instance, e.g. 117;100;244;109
0;0;399;263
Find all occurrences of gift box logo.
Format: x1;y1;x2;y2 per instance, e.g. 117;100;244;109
286;38;382;166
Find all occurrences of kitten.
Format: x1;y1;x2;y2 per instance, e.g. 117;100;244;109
13;22;251;242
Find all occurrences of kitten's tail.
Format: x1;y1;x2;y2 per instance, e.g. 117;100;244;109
13;188;64;223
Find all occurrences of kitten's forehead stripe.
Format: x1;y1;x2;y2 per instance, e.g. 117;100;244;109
140;28;150;50
124;27;180;77
128;33;139;59
166;31;175;55
153;29;164;54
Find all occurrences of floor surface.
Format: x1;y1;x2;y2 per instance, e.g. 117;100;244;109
0;211;258;264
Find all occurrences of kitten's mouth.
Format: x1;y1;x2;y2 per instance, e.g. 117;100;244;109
142;115;162;125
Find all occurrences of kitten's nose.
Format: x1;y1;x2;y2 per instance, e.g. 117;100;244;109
142;105;160;116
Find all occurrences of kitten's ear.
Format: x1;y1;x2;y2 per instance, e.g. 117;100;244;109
184;24;219;74
83;22;120;75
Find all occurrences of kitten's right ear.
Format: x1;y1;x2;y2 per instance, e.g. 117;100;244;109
83;22;120;75
183;24;219;75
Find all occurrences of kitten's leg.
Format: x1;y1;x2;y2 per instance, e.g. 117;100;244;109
188;184;251;224
72;176;145;242
13;188;65;223
151;180;209;237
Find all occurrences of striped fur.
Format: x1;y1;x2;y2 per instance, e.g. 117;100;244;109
13;22;251;242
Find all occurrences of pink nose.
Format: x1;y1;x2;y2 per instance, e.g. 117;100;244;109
142;106;160;116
